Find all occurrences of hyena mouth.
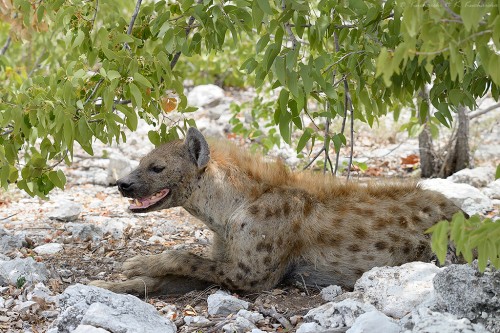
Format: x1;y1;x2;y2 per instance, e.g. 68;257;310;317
128;189;170;210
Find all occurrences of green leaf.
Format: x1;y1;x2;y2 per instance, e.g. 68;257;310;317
496;164;500;180
256;34;270;53
129;83;142;107
426;220;449;265
133;72;153;88
148;131;161;146
297;129;311;153
107;70;121;81
460;0;486;32
256;0;273;15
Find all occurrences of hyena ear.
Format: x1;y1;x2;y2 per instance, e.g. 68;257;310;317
185;127;210;169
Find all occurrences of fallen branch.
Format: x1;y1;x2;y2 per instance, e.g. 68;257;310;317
258;305;293;331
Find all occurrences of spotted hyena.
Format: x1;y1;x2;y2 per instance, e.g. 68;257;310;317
90;127;462;295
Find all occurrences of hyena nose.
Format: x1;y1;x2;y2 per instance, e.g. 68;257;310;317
117;179;134;194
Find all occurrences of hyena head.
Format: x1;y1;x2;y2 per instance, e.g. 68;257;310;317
117;127;210;213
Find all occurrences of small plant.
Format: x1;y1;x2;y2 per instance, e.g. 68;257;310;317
426;212;500;272
16;276;26;288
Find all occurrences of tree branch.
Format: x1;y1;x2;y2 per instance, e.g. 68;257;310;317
90;0;99;32
170;3;201;70
84;78;104;106
1;36;11;56
412;30;492;55
468;102;500;120
124;0;142;51
303;147;325;170
438;0;462;21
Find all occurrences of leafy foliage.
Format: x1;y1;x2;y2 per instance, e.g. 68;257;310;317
426;212;500;272
1;0;500;197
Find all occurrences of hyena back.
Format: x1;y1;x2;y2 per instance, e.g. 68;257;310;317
90;128;462;295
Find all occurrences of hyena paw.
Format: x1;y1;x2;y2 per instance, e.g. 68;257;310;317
89;280;116;291
122;254;163;278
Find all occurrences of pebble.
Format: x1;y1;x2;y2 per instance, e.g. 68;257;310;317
33;243;63;255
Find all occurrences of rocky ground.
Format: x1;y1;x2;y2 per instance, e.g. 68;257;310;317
0;85;499;333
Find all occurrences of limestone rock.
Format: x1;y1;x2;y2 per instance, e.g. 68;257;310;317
33;243;63;255
0;228;26;253
433;263;499;333
320;285;343;302
0;257;49;286
482;179;500;200
222;316;257;333
302;299;377;330
65;223;103;242
346;310;400;333
49;284;176;333
107;156;139;185
419;179;493;215
402;307;489;333
354;262;442;319
48;200;82;222
187;84;225;108
207;290;249;316
447;167;495;188
73;325;110;333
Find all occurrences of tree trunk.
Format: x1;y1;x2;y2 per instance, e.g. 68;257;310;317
440;105;471;177
417;88;436;178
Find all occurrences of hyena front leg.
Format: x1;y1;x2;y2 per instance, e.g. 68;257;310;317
122;250;282;292
90;274;211;295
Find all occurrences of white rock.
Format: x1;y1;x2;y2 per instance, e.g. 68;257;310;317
66;223;103;242
49;284;176;333
73;325;111;333
184;315;211;327
188;84;225;108
13;300;38;313
303;299;377;329
0;257;49;286
354;262;442;319
222;316;257;333
0;228;26;253
320;285;343;302
207;290;249;316
237;309;264;324
107;156;139;185
250;329;267;333
447;167;495;188
419;178;493;215
296;322;326;333
48;200;82;221
482;179;500;199
33;243;63;255
148;235;165;243
346;311;400;333
208;103;230;120
28;282;56;304
402;307;488;333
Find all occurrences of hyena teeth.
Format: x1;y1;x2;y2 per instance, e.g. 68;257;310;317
135;199;142;206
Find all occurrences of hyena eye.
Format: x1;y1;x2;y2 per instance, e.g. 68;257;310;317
150;165;165;173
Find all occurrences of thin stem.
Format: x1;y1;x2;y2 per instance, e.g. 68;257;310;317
84;78;104;106
90;0;99;32
1;36;11;55
438;0;462;21
170;6;200;70
124;0;143;51
303;147;325;170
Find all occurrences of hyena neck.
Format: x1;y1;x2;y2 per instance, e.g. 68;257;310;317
183;167;247;236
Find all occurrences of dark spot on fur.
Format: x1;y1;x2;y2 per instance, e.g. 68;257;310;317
438;201;447;210
283;202;291;216
263;256;271;265
277;237;284;247
246;250;251;256
348;244;361;252
362;255;375;261
236;273;243;280
265;208;273;219
292;220;301;233
218;270;225;276
416;241;429;258
422;206;432;214
398;216;408;228
224;278;237;289
389;246;396;254
375;241;388;251
238;262;251;274
317;233;343;246
388;232;401;243
249;205;259;215
389;205;401;214
374;217;388;230
411;214;422;224
249;280;258;288
403;244;412;254
209;265;217;272
303;196;314;216
256;241;273;253
354;226;367;239
241;222;247;230
191;265;198;272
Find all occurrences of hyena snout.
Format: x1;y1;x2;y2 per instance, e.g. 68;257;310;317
117;177;138;197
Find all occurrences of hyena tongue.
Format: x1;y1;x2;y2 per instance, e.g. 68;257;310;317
128;189;170;210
